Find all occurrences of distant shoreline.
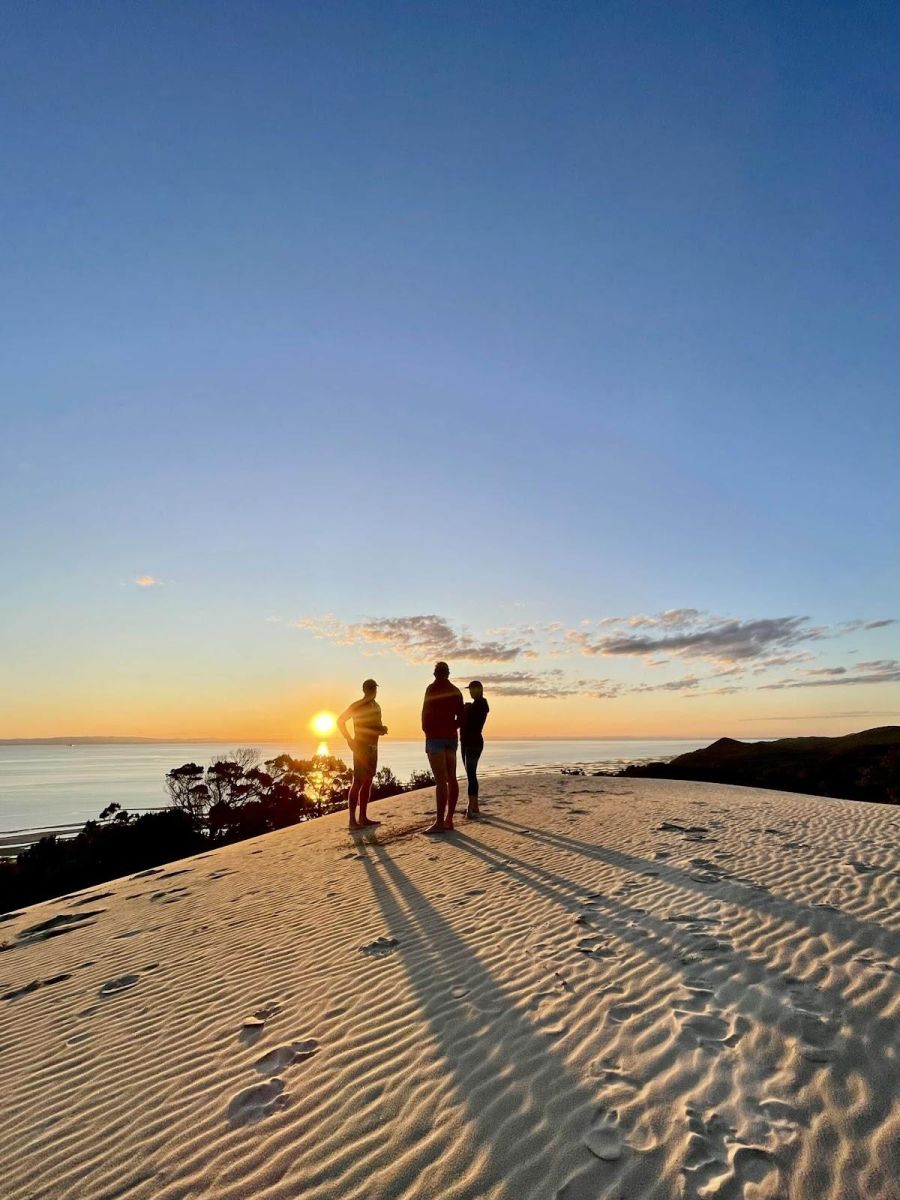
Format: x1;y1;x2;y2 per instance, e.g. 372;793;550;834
0;735;723;746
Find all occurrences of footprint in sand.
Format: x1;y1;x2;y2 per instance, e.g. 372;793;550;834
69;891;116;906
99;974;141;996
681;1106;780;1199
2;973;72;1002
583;1107;624;1161
150;887;190;903
575;939;617;960
681;1013;730;1043
227;1078;288;1125
16;911;105;947
359;935;400;956
798;1013;839;1063
254;1040;318;1074
607;1000;645;1025
239;1002;281;1041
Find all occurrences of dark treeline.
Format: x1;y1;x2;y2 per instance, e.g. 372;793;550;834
0;750;434;914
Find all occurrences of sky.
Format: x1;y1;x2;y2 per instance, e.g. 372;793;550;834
1;0;897;742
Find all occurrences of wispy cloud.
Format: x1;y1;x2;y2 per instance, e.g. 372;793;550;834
838;618;897;633
630;675;701;693
567;615;826;666
759;660;900;690
134;575;163;588
294;614;530;664
591;609;709;630
476;671;623;699
740;711;900;722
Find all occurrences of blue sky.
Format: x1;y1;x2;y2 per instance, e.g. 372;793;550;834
1;1;897;739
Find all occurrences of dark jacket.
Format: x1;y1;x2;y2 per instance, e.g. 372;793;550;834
422;680;465;740
462;697;489;745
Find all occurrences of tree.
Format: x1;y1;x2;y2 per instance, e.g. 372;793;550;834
166;763;210;821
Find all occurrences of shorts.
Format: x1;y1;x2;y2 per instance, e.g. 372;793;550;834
425;738;458;754
353;743;378;779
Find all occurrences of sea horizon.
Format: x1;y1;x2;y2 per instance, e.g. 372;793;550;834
0;737;713;838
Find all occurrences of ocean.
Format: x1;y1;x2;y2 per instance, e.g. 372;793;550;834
0;738;705;840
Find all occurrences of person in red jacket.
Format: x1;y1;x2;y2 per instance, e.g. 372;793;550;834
421;661;465;833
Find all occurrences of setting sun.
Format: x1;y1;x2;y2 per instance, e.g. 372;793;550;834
311;710;337;737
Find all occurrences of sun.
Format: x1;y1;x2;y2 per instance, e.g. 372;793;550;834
311;710;337;737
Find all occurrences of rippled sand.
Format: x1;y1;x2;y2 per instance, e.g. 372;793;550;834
2;775;898;1200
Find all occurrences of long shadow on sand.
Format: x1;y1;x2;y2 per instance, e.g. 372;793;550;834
358;840;637;1200
483;813;900;961
446;828;899;1150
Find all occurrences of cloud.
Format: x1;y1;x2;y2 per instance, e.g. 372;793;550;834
134;575;162;588
749;652;816;674
294;614;529;664
838;618;897;633
596;609;707;630
568;615;825;666
740;711;900;722
760;660;900;690
476;671;623;699
630;675;701;693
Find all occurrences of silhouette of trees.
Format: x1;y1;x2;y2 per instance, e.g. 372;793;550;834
0;804;204;913
1;751;437;914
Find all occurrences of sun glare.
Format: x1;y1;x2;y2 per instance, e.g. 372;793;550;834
311;711;337;737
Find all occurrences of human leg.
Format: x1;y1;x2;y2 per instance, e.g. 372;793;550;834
445;748;460;828
426;748;449;832
464;744;482;815
358;776;376;825
348;776;362;827
351;746;377;828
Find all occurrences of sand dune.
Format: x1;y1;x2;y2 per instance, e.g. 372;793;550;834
1;774;898;1200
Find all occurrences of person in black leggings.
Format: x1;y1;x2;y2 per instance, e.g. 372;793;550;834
461;681;489;818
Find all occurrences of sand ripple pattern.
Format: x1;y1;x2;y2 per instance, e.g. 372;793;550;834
1;776;898;1200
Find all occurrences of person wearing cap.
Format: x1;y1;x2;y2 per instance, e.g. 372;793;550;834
337;679;388;829
421;661;465;833
461;681;490;817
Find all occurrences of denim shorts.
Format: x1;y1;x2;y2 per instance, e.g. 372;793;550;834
425;738;458;754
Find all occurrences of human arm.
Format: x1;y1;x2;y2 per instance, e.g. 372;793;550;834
336;703;357;751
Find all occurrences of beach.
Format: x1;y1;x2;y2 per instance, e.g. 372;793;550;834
2;772;898;1200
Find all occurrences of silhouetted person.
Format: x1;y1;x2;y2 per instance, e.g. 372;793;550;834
337;679;388;829
421;661;465;833
461;681;489;818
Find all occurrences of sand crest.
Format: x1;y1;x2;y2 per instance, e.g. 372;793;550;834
1;775;898;1199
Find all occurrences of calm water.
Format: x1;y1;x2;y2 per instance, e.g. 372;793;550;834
0;738;705;835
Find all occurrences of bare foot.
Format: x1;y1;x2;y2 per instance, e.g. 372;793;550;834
359;818;381;828
424;822;446;835
465;808;480;819
348;818;360;830
445;817;455;831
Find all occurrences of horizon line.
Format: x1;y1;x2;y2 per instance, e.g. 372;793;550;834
1;726;894;748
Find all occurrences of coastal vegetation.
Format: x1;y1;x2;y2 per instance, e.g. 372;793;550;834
619;726;900;804
0;750;433;914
